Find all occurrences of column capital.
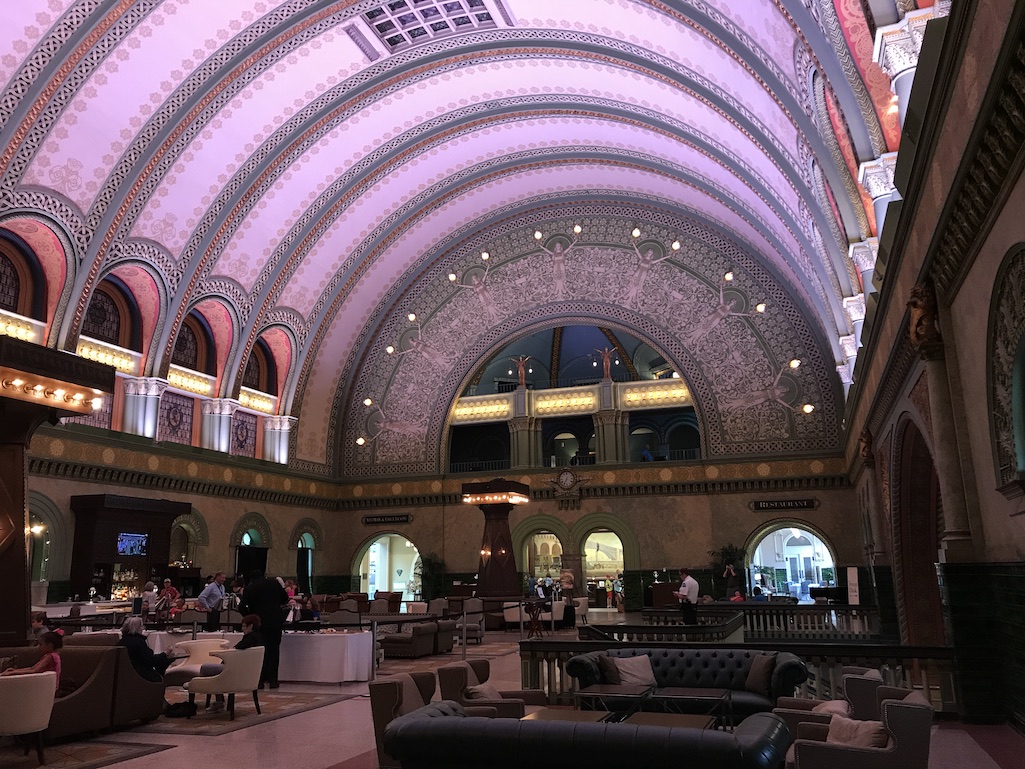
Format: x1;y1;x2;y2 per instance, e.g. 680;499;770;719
592;408;627;427
839;334;859;359
908;280;943;351
858;154;899;200
848;239;879;274
122;376;168;398
201;398;240;417
836;362;853;386
507;415;537;433
874;23;920;80
263;414;296;432
843;294;866;325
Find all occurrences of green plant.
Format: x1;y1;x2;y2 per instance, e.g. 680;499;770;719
415;551;446;600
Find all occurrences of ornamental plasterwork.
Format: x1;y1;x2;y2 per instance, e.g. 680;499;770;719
340;218;839;477
989;248;1025;485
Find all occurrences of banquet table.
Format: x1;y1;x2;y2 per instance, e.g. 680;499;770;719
278;631;374;683
146;630;242;654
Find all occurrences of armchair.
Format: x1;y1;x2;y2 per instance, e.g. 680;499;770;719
788;688;933;769
369;598;390;614
0;671;56;765
163;638;230;688
773;667;884;736
539;599;565;628
185;647;265;721
437;660;546;718
573;597;589;625
427;597;448;617
502;601;528;631
379;622;438;659
455;598;484;644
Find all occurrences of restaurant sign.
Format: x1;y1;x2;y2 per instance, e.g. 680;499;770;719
362;514;413;526
750;499;818;512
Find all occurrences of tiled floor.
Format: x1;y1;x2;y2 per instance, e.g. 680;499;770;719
9;628;1023;769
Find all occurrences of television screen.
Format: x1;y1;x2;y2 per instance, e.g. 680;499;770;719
116;532;148;557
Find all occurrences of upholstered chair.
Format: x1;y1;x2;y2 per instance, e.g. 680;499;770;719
185;647;265;720
773;667;884;735
455;598;485;644
0;671;56;765
163;638;231;687
437;660;546;718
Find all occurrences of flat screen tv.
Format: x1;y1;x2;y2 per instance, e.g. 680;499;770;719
116;532;148;557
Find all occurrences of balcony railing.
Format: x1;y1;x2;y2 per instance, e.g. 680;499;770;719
581;612;746;644
667;448;700;461
518;638;956;712
448;458;511;474
643;605;886;641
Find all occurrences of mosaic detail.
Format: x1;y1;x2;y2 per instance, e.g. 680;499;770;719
989;246;1025;485
232;410;258;459
82;290;120;345
157;390;194;445
171;323;199;370
339;218;839;477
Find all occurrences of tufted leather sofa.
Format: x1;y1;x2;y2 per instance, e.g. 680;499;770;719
384;700;792;769
566;647;807;719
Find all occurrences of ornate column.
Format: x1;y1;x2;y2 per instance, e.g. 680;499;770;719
201;398;240;453
843;293;867;348
838;334;859;396
875;9;945;127
593;409;629;464
858;154;899;236
262;415;296;464
859;429;888;565
849;239;879;296
508;416;541;469
461;479;529;596
908;282;973;561
121;377;168;439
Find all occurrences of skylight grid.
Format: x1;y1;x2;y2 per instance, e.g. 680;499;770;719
363;0;499;51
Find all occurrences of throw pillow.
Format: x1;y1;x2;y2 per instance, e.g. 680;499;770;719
826;715;889;748
0;656;15;673
597;655;622;685
465;681;503;701
613;655;656;686
812;699;850;715
745;653;777;697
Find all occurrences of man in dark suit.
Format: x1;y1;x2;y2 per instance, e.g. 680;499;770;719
240;570;288;688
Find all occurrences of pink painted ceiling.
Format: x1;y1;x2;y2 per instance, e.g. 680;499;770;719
0;0;898;471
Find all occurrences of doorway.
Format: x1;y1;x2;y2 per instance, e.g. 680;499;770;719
357;534;421;602
235;528;268;579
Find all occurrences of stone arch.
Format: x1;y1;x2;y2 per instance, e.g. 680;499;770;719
27;491;71;581
288;518;323;550
569;513;640;570
742;517;839;567
99;259;170;368
511;514;573;560
890;413;945;646
231;512;273;548
350;531;422;577
171;509;210;546
987;242;1025;487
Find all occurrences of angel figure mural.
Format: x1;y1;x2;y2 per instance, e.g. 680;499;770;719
451;260;503;324
538;235;579;300
363;404;426;442
624;242;673;308
683;280;761;346
719;365;801;412
389;321;458;369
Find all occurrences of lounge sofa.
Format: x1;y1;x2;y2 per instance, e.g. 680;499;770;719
380;621;438;658
383;700;791;769
566;647;807;719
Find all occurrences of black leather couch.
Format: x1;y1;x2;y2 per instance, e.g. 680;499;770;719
384;701;791;769
566;647;807;719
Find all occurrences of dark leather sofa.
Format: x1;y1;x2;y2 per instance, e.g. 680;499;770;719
566;647;807;719
383;700;791;769
379;621;438;658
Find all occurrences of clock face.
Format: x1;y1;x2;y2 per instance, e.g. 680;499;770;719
557;470;575;489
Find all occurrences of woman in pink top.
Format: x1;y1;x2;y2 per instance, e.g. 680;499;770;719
1;629;62;689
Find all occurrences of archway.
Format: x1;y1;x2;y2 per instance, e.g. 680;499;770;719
581;529;625;608
522;532;566;582
745;522;836;601
232;512;272;580
353;533;421;602
893;419;945;645
288;519;322;595
27;492;69;598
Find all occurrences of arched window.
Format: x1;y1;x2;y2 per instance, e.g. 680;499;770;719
0;251;20;313
172;313;216;375
242;339;278;395
0;234;46;319
83;289;121;346
173;323;199;370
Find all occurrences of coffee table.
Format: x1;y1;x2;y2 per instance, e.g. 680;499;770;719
625;712;715;729
652;687;733;728
574;684;653;716
521;708;610;722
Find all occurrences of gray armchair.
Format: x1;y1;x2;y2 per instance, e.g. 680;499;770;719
455;597;484;644
427;597;448;617
788;687;933;769
437;660;546;718
773;667;884;735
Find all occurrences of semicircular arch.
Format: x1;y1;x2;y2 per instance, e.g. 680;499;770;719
28;491;72;580
742;517;838;565
511;515;574;560
288;518;323;550
569;514;640;570
171;509;210;547
231;512;273;549
349;531;423;578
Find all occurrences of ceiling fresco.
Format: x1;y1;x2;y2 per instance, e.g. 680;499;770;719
0;0;922;476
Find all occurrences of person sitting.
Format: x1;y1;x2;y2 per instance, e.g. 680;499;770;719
198;614;264;712
158;578;180;605
729;590;746;602
752;586;768;602
119;616;171;682
640;444;654;462
29;611;50;643
2;629;62;689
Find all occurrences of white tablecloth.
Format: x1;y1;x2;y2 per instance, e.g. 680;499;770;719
147;631;243;654
278;632;374;683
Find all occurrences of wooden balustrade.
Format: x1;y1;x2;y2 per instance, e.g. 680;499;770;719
583;612;745;644
642;605;885;641
519;639;955;712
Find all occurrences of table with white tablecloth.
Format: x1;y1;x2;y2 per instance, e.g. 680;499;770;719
146;630;242;654
277;631;374;683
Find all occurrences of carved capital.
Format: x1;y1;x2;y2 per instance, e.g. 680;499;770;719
858;154;899;200
836;362;853;385
201;398;240;417
874;23;920;80
839;334;859;359
849;239;879;275
843;294;866;324
908;280;942;349
263;415;297;432
507;415;537;433
592;409;626;427
123;376;168;398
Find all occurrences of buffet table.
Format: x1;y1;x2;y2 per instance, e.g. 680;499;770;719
278;631;374;683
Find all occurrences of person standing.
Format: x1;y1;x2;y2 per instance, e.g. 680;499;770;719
673;567;699;624
241;570;288;688
196;571;227;631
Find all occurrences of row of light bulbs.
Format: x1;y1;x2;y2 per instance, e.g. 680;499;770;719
168;369;213;395
0;319;36;342
77;342;136;374
0;377;103;410
239;390;275;414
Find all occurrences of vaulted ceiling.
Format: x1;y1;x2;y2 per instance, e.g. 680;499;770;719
0;0;909;477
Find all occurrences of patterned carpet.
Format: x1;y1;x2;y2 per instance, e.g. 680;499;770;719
134;690;357;736
0;739;171;769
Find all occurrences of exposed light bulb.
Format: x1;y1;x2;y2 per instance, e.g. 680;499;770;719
508;369;513;375
481;251;490;260
789;359;801;369
356;437;366;446
11;379;22;387
631;227;641;238
592;360;598;367
755;303;766;313
386;345;395;354
448;273;457;282
671;240;681;251
614;359;620;366
363;398;373;406
533;231;543;240
528;367;533;374
407;312;416;322
802;404;815;414
672;371;680;379
573;224;582;234
724;271;734;281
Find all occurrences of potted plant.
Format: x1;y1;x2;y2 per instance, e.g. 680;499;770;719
414;552;446;600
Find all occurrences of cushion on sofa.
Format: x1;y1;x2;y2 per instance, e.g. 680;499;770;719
812;699;850;715
0;656;15;672
745;653;776;697
826;715;889;747
615;655;656;686
597;655;622;685
465;681;503;700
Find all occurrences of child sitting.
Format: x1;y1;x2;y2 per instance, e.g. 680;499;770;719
1;629;62;689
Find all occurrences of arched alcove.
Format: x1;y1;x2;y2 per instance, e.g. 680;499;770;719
351;532;421;601
27;492;70;588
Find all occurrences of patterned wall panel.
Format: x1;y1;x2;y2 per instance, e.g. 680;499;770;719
232;410;258;459
158;391;195;445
